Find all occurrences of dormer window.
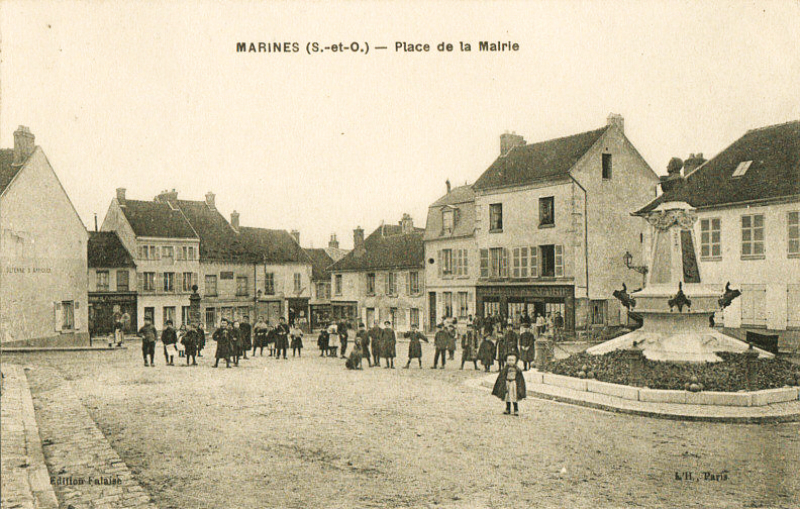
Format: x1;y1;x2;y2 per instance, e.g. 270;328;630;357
442;208;454;234
732;160;752;178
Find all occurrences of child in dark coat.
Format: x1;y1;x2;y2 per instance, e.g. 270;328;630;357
404;324;428;368
492;353;527;415
477;334;495;372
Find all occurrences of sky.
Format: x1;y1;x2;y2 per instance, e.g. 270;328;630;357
2;0;799;249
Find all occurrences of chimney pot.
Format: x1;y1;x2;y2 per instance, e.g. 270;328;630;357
116;187;127;205
328;233;340;250
205;192;216;210
290;230;300;245
401;213;414;234
12;126;35;166
353;227;365;256
500;132;525;156
446;179;451;193
230;210;240;230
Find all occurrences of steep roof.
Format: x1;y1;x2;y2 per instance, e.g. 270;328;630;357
0;149;22;196
637;120;800;214
88;231;136;268
119;199;198;239
305;248;335;281
238;227;312;265
424;184;476;241
176;199;254;263
329;224;425;272
473;126;608;191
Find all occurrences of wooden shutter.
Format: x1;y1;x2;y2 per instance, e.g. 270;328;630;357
73;302;81;330
438;250;443;277
530;247;539;278
555;245;564;277
480;249;489;278
54;302;63;332
462;250;468;276
501;249;509;278
512;248;520;278
405;272;410;295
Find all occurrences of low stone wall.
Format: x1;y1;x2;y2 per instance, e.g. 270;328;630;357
530;370;800;407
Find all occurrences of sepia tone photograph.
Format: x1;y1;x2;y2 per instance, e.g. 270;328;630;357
1;1;799;508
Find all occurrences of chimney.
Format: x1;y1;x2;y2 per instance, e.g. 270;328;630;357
683;152;707;175
607;113;624;133
155;189;178;206
660;157;685;193
353;227;365;256
328;233;339;249
446;179;451;193
205;192;216;210
230;210;240;231
116;187;127;206
290;229;300;245
12;126;35;166
500;131;525;157
400;213;414;234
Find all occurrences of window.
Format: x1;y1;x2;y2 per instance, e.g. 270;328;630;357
457;292;469;318
293;273;301;293
410;308;420;329
732;160;752;178
602;153;612;180
178;246;196;261
393;307;405;326
205;307;216;329
335;274;343;296
443;292;453;318
138;245;158;260
591;300;606;325
407;271;421;295
181;306;191;327
480;249;489;278
264;273;275;295
220;271;234;280
143;272;156;291
162;246;174;263
237;276;249;296
700;218;722;260
539;245;563;277
116;270;129;292
788;211;799;257
163;272;175;292
442;209;454;234
205;275;218;296
163;306;176;327
182;272;194;292
741;214;765;259
385;272;397;295
489;203;503;232
55;301;75;331
488;247;508;278
539;197;555;227
97;270;109;291
455;249;468;276
512;247;529;278
440;249;454;276
367;273;376;295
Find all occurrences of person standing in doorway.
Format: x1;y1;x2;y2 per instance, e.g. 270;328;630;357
138;318;157;367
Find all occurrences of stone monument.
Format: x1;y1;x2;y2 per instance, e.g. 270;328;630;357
587;201;773;362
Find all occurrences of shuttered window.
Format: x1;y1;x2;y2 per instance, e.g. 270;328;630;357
530;247;539;278
479;249;489;278
740;284;767;326
555;245;564;277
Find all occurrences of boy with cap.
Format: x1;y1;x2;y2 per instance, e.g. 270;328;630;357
381;321;396;369
492;352;527;415
138;317;157;367
161;320;178;366
432;323;450;369
355;322;372;367
212;318;232;368
369;322;382;367
404;324;428;368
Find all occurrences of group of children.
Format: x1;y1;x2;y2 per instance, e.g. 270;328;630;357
337;320;402;369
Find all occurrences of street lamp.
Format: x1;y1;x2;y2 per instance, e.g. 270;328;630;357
623;251;648;276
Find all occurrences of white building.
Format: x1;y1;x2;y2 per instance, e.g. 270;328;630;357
0;126;89;346
636;120;800;352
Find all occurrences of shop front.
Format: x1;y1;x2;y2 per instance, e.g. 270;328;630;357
476;284;575;333
310;304;331;330
287;298;310;331
88;292;138;337
331;301;358;324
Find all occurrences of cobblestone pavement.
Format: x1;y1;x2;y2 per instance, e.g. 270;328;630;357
4;340;800;509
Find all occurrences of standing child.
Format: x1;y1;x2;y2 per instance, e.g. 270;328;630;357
356;323;372;367
518;324;536;371
240;318;252;359
460;326;479;370
492;353;527;415
477;333;495;372
290;322;304;357
212;319;232;368
182;323;199;366
317;328;329;356
369;322;382;367
161;320;178;366
253;317;268;356
138;318;157;367
275;318;290;360
231;321;242;366
404;324;428;368
381;321;396;369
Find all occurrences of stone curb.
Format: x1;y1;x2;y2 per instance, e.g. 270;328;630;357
1;346;127;353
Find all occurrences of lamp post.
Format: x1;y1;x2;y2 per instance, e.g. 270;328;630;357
189;284;202;327
623;251;648;287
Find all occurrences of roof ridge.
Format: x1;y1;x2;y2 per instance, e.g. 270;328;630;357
745;119;800;134
518;125;608;149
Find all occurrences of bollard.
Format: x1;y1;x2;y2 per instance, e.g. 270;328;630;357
744;348;759;391
625;349;645;387
536;340;552;372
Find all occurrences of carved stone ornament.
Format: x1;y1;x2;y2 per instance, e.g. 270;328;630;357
646;208;698;231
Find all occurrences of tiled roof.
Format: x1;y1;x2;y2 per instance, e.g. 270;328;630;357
637;120;800;214
0;149;22;196
304;248;335;281
119;199;198;239
176;200;253;263
472;126;609;191
424;185;476;241
88;231;136;268
238;227;312;265
329;224;425;272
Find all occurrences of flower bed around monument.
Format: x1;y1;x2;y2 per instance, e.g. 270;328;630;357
550;350;800;392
